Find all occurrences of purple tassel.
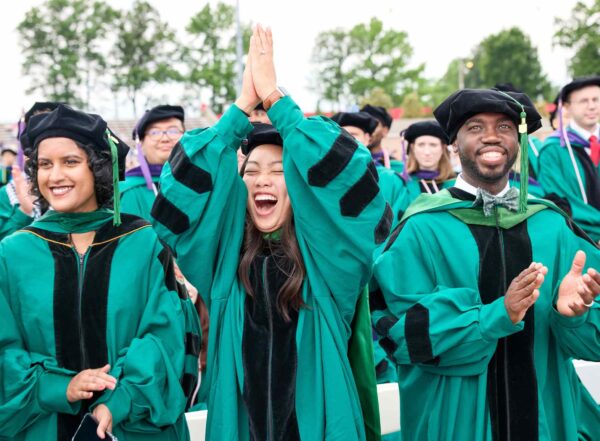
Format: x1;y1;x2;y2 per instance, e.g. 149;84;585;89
132;119;154;191
400;131;409;182
16;115;25;170
558;99;566;148
136;141;154;190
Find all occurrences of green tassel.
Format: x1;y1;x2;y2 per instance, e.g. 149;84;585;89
518;111;529;213
495;91;529;213
105;129;121;226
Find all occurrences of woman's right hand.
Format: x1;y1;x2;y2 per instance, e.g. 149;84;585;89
235;37;262;115
66;364;117;403
12;165;35;216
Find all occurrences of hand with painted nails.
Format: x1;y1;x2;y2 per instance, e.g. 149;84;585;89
557;250;600;317
504;262;547;324
66;364;117;403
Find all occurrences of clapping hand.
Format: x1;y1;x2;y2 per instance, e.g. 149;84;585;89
557;251;600;316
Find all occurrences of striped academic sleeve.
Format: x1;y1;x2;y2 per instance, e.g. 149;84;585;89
151;105;252;309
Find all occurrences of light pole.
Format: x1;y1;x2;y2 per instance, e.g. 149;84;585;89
235;0;243;94
458;59;474;90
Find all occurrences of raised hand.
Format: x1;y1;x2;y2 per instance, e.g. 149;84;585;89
557;251;600;317
11;165;35;216
504;262;547;324
249;25;277;101
234;44;262;115
66;364;117;402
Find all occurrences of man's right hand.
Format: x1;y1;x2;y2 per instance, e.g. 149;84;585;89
504;262;547;324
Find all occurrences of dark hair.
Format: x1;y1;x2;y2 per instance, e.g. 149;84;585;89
238;157;306;322
25;140;114;212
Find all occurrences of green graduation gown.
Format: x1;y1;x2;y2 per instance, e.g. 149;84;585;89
120;175;160;220
539;129;600;242
0;211;193;441
373;189;600;441
0;183;34;241
152;96;391;441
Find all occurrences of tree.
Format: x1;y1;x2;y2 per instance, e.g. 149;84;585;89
465;27;552;100
110;0;180;114
183;2;251;114
310;28;352;109
401;92;424;118
555;0;600;77
311;18;424;108
17;0;119;109
359;87;393;109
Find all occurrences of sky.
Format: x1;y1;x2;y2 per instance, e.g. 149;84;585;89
0;0;578;122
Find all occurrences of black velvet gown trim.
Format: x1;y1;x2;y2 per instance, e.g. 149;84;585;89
23;215;148;441
307;131;358;187
242;245;300;441
449;187;539;441
572;146;600;210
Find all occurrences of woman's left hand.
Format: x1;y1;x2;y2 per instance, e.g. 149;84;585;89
250;24;278;100
93;404;113;439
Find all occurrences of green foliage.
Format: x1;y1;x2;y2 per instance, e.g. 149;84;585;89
311;18;424;108
183;2;251;114
421;58;465;108
311;28;351;108
400;92;424;118
17;0;119;108
555;0;600;77
465;27;551;100
359;87;393;109
110;0;180;114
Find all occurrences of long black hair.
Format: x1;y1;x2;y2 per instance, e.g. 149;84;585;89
237;155;306;322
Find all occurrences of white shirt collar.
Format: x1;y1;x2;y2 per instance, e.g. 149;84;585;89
570;120;600;140
454;174;511;197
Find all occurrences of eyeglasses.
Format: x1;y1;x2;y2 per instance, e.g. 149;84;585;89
146;128;184;140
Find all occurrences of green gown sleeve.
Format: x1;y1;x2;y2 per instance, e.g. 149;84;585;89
377;167;407;226
0;243;80;437
151;105;252;309
548;224;600;361
538;140;600;242
373;217;524;376
0;185;33;240
90;239;188;430
268;96;392;320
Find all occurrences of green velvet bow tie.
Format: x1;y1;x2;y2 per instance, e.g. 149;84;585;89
473;187;520;216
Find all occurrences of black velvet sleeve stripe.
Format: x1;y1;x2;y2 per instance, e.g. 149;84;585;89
369;288;387;312
307;131;358;187
375;360;389;377
157;247;178;294
374;203;393;244
379;337;398;362
367;161;379;182
339;167;380;217
405;303;438;365
383;220;408;253
185;332;201;356
374;315;398;337
181;372;197;406
151;193;190;234
169;143;213;194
